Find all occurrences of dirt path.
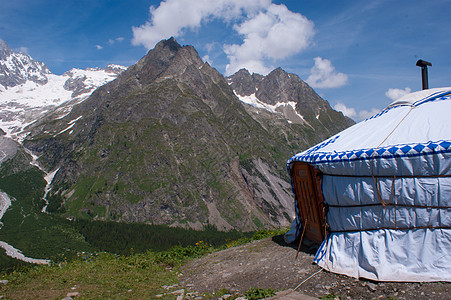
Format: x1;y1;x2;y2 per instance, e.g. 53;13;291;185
180;236;450;299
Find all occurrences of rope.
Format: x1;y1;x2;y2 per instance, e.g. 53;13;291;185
329;225;451;233
293;268;323;291
321;173;451;178
327;203;451;209
371;106;414;206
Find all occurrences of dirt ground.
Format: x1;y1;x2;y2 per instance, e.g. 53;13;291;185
180;235;450;299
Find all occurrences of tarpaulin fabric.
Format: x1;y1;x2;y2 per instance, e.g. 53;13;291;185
285;87;451;282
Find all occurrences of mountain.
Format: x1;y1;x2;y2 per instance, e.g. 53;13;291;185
228;68;354;131
0;40;129;266
0;39;126;138
20;37;352;231
0;39;50;89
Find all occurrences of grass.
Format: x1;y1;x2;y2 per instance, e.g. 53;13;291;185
0;253;178;299
0;229;288;299
244;287;277;300
0;163;96;265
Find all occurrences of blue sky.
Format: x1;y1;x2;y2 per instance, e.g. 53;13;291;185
1;0;450;121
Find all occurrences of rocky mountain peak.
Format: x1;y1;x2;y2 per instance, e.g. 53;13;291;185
104;64;127;74
127;38;204;85
128;37;204;86
228;67;354;129
228;69;267;97
0;39;12;59
0;39;51;89
155;36;182;53
0;40;125;136
20;38;353;232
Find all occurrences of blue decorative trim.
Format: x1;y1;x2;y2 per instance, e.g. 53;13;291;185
414;93;451;106
287;140;451;169
364;93;451;122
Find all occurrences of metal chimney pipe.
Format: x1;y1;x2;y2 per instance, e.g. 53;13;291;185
416;59;432;90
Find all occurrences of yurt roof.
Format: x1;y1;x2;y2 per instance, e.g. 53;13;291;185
288;87;451;177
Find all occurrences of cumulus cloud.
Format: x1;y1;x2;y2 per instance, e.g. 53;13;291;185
132;0;271;49
224;4;314;75
385;87;411;101
334;102;356;119
131;0;314;76
306;57;348;88
95;45;103;50
334;102;380;122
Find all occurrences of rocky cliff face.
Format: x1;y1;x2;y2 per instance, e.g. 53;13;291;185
22;38;352;231
0;39;51;89
228;68;354;133
0;39;126;137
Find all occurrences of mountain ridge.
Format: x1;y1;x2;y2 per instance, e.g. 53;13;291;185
0;38;50;89
2;37;353;231
0;38;126;137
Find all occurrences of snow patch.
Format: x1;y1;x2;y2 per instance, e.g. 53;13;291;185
41;168;59;213
234;91;307;122
68;115;83;125
0;65;123;140
0;192;11;221
0;241;50;265
0;192;50;264
54;123;75;136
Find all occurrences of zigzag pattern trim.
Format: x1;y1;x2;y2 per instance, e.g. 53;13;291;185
287;140;451;167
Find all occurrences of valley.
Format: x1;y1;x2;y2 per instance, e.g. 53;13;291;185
0;37;352;270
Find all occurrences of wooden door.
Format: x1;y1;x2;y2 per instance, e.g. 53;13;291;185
291;162;327;244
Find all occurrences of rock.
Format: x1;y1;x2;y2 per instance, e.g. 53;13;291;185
171;289;185;295
0;280;7;285
172;288;185;299
155;294;164;298
61;297;73;300
367;283;377;292
67;292;80;297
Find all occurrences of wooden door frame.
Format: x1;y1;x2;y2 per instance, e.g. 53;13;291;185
291;162;328;244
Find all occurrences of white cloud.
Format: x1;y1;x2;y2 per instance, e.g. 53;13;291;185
306;57;348;88
334;102;356;119
357;108;381;121
224;3;314;75
17;47;28;54
109;37;125;45
132;0;271;50
334;102;380;122
131;0;313;76
95;45;103;50
202;54;212;64
385;87;411;101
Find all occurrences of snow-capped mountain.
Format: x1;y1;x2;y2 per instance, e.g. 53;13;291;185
0;39;126;139
0;39;50;89
227;68;354;133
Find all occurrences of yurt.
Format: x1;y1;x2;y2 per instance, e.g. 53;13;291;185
285;87;451;282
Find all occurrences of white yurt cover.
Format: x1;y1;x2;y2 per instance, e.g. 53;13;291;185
286;87;451;282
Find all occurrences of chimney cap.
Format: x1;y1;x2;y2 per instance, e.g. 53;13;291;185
416;59;432;67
